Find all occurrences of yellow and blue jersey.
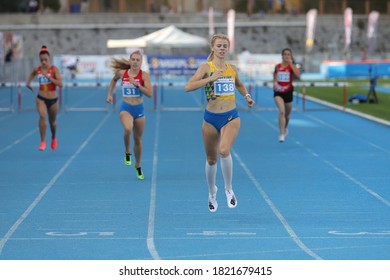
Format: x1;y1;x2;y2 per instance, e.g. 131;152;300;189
205;61;236;102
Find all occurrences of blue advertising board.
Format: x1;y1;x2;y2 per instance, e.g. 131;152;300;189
321;60;390;78
147;55;208;76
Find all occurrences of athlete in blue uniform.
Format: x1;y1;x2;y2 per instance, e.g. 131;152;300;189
185;34;255;212
106;50;152;180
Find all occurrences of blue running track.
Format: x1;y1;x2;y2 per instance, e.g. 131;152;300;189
0;84;389;260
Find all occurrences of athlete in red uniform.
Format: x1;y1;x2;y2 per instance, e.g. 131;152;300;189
106;50;152;180
273;48;300;142
26;45;63;150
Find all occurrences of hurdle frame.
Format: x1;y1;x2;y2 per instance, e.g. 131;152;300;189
0;82;15;112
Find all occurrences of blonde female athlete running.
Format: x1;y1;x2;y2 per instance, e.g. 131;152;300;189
26;45;63;151
106;50;152;180
185;34;255;212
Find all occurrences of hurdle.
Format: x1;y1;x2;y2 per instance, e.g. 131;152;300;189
0;82;14;112
63;82;110;112
159;81;204;112
299;81;349;112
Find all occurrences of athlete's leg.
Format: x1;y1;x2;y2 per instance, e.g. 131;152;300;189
274;96;286;136
285;101;293;129
133;116;145;168
120;111;134;155
36;98;47;143
219;118;240;191
48;101;59;150
219;118;240;208
48;101;58;139
202;121;219;195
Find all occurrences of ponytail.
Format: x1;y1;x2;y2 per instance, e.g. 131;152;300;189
110;57;130;71
39;45;50;56
207;50;214;61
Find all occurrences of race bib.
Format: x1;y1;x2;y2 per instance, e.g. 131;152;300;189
122;84;141;97
214;77;235;96
38;75;51;85
277;71;290;82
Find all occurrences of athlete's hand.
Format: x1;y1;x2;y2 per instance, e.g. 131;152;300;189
106;95;113;104
274;83;286;92
246;95;255;108
26;84;34;92
210;70;223;81
128;77;138;87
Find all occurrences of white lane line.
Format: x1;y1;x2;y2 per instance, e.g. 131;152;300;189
306;114;390;155
295;139;390;207
0;128;38;155
255;112;390;207
0;114;13;122
147;111;161;260
324;159;390;207
0;113;111;255
0;112;66;155
232;149;323;260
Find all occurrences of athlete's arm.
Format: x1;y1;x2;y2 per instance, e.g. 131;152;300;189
288;58;301;79
139;71;153;98
185;63;214;92
50;66;63;88
232;65;255;107
106;70;122;104
26;68;37;92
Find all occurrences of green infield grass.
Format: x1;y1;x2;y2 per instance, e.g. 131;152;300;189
302;79;390;122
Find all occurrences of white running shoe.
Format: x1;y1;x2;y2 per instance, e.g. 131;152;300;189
225;189;237;208
279;134;285;142
208;187;218;212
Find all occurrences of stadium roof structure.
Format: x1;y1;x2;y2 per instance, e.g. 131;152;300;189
106;25;208;49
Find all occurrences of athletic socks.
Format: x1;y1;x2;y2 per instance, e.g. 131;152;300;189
205;161;217;195
220;154;233;192
206;155;237;211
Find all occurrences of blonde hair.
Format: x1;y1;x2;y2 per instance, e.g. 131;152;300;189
110;50;143;71
110;57;130;71
207;33;230;61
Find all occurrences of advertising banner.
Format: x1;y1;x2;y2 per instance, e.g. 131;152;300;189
321;60;390;78
237;53;280;80
53;53;151;83
208;6;215;38
147;55;207;76
53;54;207;82
305;9;317;53
344;8;353;51
227;9;235;54
54;55;114;83
367;11;380;53
1;32;23;64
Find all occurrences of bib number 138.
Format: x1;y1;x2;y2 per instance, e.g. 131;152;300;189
215;79;235;96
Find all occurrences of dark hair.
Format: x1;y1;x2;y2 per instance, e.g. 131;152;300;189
282;48;295;64
281;48;292;56
39;45;50;56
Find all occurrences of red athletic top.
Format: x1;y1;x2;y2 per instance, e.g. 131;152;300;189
274;63;294;93
37;65;56;91
121;69;144;97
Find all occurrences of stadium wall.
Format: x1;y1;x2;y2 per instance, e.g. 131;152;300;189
1;13;390;80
